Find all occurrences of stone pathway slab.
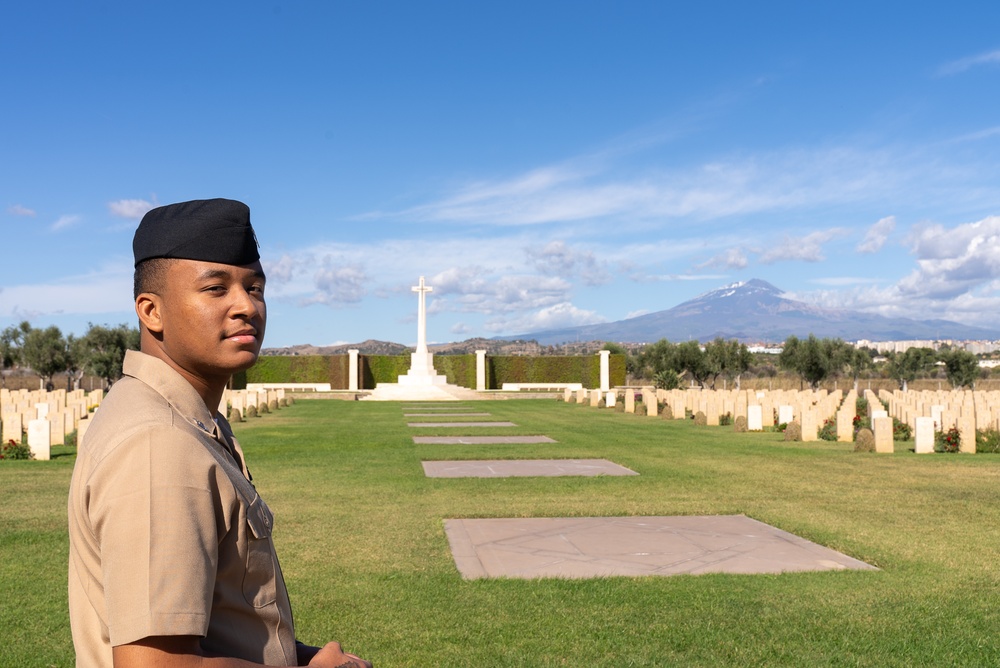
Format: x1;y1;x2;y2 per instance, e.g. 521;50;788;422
414;436;556;445
444;515;877;580
423;459;637;478
405;412;492;417
409;421;516;428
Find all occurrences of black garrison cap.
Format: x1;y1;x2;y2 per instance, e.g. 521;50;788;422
133;198;260;267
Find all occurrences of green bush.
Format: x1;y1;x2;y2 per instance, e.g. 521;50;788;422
818;419;837;441
976;428;1000;453
893;418;912;441
719;413;733;426
935;427;961;453
1;439;33;460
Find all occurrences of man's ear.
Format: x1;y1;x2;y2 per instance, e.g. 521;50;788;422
135;293;164;333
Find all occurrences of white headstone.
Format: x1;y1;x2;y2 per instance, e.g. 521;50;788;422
914;417;935;454
747;405;763;431
27;418;51;460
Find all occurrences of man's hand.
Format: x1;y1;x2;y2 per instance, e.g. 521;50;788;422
308;642;372;668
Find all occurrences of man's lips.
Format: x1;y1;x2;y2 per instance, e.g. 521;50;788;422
224;328;258;343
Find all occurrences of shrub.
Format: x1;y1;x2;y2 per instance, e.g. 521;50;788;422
854;428;875;453
853;414;871;437
734;415;748;433
1;439;33;460
784;421;802;441
935;427;961;453
229;407;243;422
719;413;733;426
654;369;680;390
286;397;295;406
818;418;837;441
856;396;868;417
65;430;78;447
268;399;278;412
659;404;672;420
245;404;258;418
893;418;912;441
776;422;788;432
597;398;606;408
693;411;707;426
976;428;1000;454
614;402;625;413
258;402;270;414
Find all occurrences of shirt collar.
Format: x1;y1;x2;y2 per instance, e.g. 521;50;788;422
122;349;219;436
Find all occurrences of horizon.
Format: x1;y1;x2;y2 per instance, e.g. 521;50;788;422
3;2;1000;349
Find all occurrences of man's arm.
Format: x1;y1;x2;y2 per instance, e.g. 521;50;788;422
113;636;371;668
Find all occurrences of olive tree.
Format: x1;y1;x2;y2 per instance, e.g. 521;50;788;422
20;325;68;389
940;348;980;389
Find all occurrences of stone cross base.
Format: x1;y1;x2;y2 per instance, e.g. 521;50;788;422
398;352;447;386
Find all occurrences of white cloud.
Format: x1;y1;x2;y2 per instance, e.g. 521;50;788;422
483;301;606;335
306;263;369;305
698;247;748;269
857;215;896;253
108;198;156;220
937;49;1000;76
7;204;36;217
51;214;82;231
795;216;1000;329
758;228;848;264
525;241;611;285
0;262;133;318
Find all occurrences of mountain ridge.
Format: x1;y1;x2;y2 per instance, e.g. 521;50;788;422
498;278;1000;345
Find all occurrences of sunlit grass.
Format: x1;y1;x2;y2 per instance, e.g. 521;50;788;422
3;400;1000;666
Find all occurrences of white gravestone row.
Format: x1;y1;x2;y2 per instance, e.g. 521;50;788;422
1;387;101;453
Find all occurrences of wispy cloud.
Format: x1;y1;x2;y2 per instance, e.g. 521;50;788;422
698;248;748;269
937;48;1000;76
108;198;156;220
51;214;82;231
857;215;895;253
7;204;36;217
758;228;848;264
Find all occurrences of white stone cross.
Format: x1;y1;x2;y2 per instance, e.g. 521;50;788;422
412;276;433;354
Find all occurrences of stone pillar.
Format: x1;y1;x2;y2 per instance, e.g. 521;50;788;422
598;350;611;392
348;349;360;391
475;350;487;391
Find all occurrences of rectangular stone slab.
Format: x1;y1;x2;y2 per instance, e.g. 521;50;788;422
405;412;492;417
444;515;878;580
423;459;638;478
413;436;556;444
408;421;516;427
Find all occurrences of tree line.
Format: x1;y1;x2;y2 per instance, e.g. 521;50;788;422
611;334;986;391
0;321;139;390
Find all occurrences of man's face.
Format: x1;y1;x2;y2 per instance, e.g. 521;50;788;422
155;259;267;383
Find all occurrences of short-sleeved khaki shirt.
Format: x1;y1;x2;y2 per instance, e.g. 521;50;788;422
68;351;297;667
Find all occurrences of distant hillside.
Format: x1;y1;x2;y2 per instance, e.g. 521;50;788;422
499;279;1000;345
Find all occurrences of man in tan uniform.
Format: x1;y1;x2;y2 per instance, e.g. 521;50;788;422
68;199;371;668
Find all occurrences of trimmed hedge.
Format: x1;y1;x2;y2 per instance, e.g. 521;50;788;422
244;353;626;389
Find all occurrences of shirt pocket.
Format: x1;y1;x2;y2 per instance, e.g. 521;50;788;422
242;494;278;608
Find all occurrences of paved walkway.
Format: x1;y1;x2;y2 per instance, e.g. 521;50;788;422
414;435;557;444
406;402;876;580
423;459;637;478
444;515;877;579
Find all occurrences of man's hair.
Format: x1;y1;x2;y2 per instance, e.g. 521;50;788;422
133;258;174;300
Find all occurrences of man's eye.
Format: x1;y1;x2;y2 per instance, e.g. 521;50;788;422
205;285;227;293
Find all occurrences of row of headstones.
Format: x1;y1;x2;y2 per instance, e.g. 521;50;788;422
225;388;289;421
565;386;984;454
565;387;849;438
1;387;104;460
874;388;1000;454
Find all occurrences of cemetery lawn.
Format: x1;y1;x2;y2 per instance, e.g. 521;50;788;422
3;400;1000;667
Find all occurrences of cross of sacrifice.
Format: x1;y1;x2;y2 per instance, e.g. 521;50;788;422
412;276;433;354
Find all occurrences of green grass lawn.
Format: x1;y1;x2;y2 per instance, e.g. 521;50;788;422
3;399;1000;667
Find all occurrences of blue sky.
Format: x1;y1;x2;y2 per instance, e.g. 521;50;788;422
3;1;1000;348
